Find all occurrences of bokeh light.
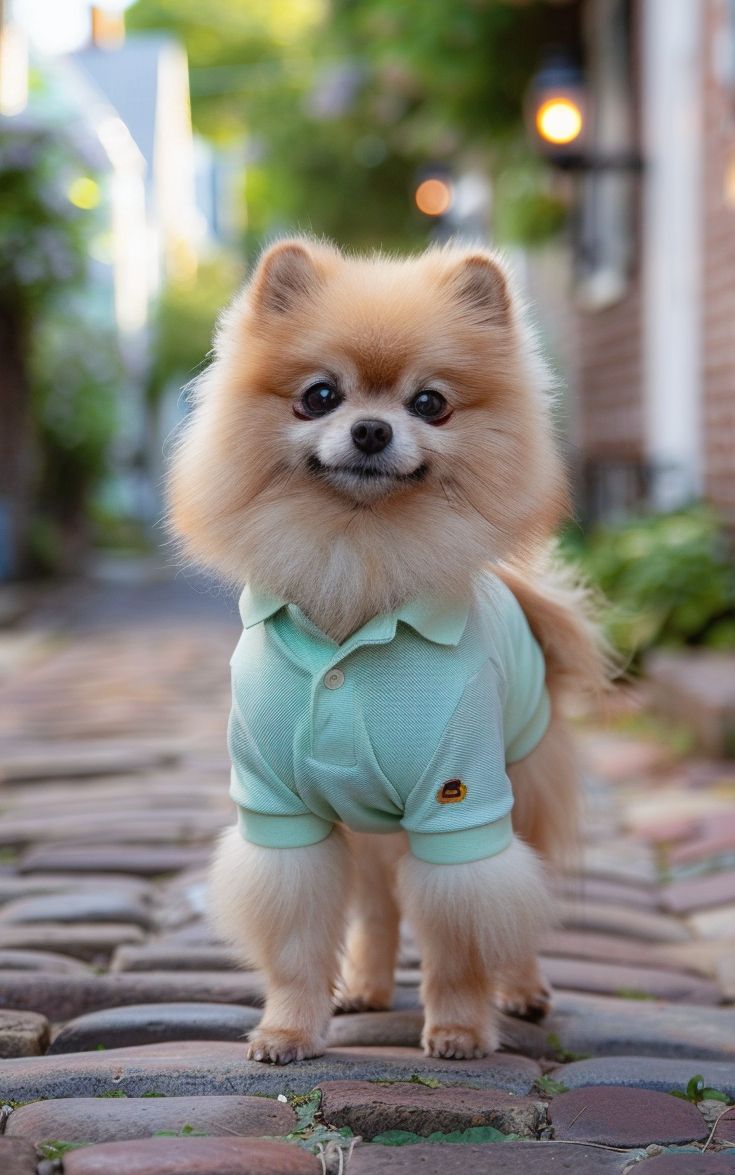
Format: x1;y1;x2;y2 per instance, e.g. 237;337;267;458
535;96;583;146
67;177;101;210
414;177;453;217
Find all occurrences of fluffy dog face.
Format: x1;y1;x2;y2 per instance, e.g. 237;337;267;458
168;238;568;638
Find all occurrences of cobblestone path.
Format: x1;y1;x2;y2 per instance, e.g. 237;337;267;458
1;576;735;1173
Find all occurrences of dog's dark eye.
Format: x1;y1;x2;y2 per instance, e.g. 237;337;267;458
297;382;342;419
410;390;448;421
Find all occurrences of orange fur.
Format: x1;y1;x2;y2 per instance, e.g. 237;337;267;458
169;237;608;1062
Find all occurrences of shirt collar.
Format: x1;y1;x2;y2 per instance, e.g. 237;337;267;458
239;585;469;647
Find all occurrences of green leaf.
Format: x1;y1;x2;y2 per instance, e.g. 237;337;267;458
686;1075;705;1103
700;1088;731;1104
534;1075;569;1096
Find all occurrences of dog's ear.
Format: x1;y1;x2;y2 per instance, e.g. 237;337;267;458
249;239;330;315
449;253;512;327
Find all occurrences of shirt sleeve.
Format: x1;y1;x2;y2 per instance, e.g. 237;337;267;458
401;660;515;865
228;669;332;850
497;586;551;764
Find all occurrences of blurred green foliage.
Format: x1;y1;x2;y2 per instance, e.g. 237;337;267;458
148;256;242;403
127;0;575;251
0;123;122;574
560;506;735;661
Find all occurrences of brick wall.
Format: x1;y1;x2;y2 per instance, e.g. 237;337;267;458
701;0;735;528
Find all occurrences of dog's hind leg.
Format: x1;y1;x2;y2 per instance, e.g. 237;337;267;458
399;838;550;1058
336;830;404;1013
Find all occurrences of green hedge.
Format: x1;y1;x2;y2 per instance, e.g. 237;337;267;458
559;506;735;661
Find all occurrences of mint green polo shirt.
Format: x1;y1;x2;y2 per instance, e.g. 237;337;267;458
228;571;550;865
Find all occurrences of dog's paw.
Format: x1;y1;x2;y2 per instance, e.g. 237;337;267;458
333;984;392;1015
495;977;552;1023
422;1023;494;1060
246;1028;324;1065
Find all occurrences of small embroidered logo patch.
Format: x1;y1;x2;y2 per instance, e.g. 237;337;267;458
436;779;467;804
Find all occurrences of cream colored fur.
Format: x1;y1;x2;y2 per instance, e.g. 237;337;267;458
169;237;609;1063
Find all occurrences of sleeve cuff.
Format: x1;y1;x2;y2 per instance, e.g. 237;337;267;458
407;814;513;864
506;686;551;764
237;807;333;849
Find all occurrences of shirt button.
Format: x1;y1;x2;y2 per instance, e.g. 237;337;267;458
323;668;345;690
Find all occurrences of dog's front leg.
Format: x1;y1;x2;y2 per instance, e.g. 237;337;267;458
399;838;550;1059
209;825;349;1064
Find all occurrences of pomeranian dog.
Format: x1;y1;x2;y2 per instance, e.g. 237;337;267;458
168;237;606;1065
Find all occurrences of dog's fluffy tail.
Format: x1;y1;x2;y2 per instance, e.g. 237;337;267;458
495;552;615;707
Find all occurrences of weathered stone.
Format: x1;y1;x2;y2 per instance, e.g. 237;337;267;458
632;1155;735;1172
49;1002;262;1052
0;1008;49;1057
548;1085;706;1146
0;890;153;928
716;949;735;1000
541;957;721;1003
661;871;735;914
348;1140;630;1173
0;1138;38;1175
63;1137;319;1175
111;945;238;972
552;1056;735;1096
544;992;735;1059
317;1080;545;1139
0;949;92;974
0;971;265;1021
0;813;225;848
715;1105;735;1141
6;1094;295;1144
0;1040;542;1100
328;1011;422;1049
558;900;691;943
18;844;211;876
0;923;145;961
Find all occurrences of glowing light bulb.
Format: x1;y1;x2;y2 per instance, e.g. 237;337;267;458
535;97;583;146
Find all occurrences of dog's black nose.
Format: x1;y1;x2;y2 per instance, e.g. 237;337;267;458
351;418;393;455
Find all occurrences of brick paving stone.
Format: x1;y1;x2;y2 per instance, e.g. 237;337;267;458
716;950;735;1000
63;1137;320;1175
0;815;225;848
0;874;154;903
348;1140;631;1173
541;930;713;976
5;1094;296;1144
0;740;179;783
546;993;735;1059
317;1079;545;1138
111;945;238;972
0;1138;38;1175
328;1011;422;1049
0;922;145;960
558;900;691;943
0;949;92;973
0;1008;48;1056
551;1056;735;1096
633;1156;735;1173
0;970;265;1020
18;843;211;875
556;875;660;909
0;1041;542;1100
49;1001;262;1052
661;871;735;914
689;905;735;941
548;1085;707;1146
0;890;154;928
540;957;722;1003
